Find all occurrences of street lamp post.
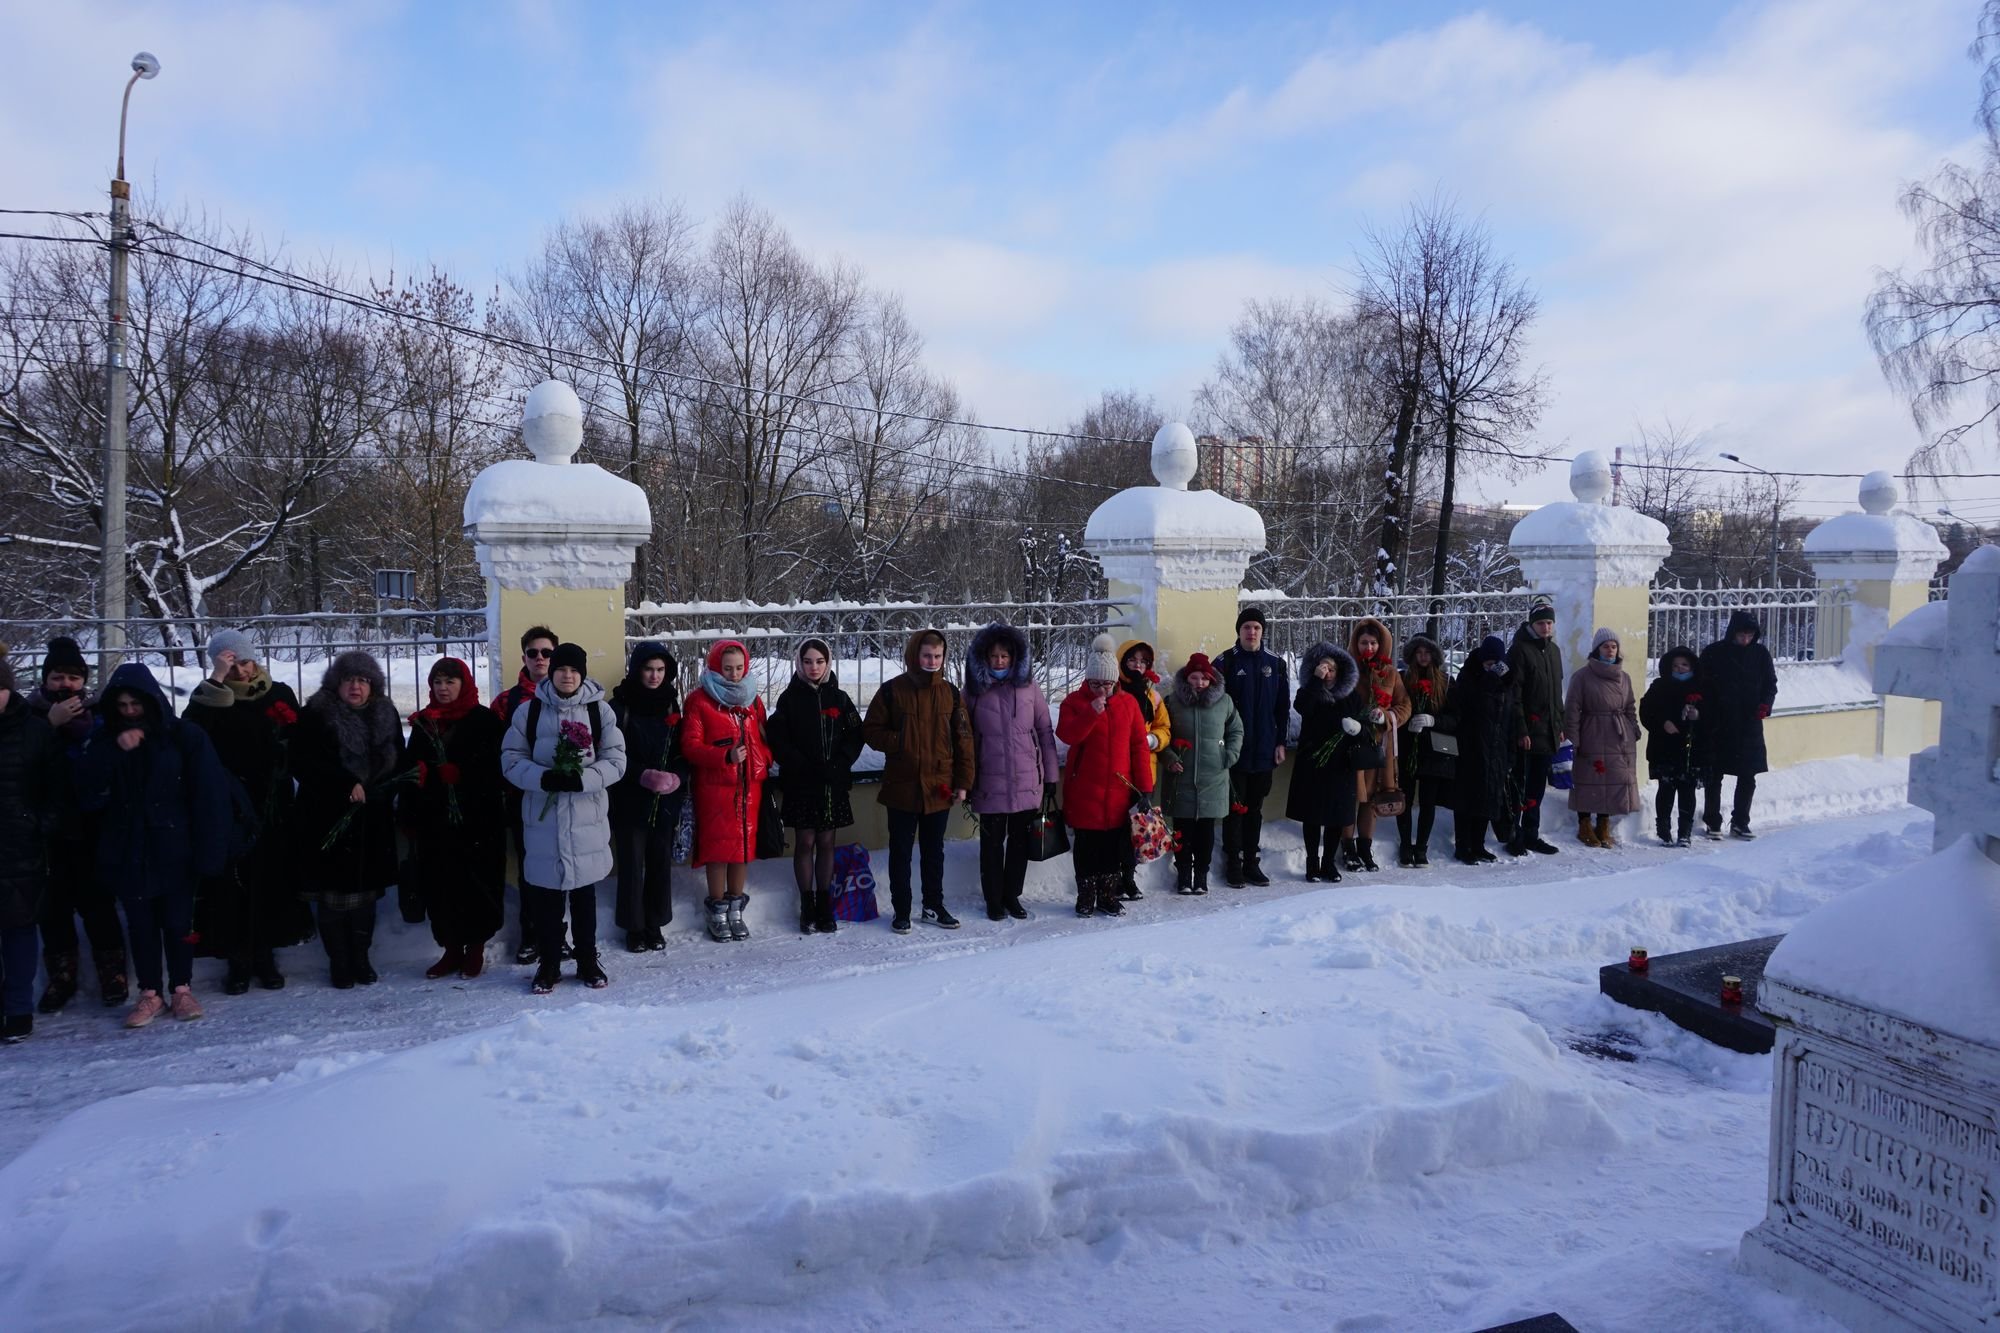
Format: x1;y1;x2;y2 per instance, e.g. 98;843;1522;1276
1720;451;1782;586
101;51;160;667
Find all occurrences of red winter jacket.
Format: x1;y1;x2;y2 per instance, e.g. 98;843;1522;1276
681;686;772;867
1057;687;1153;831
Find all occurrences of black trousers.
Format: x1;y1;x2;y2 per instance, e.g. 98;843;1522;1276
1515;752;1552;841
125;893;194;994
1395;793;1440;850
39;840;123;958
1220;770;1274;862
1703;774;1757;831
1174;817;1215;870
1456;816;1494;854
886;807;949;916
613;817;676;931
1656;780;1697;837
977;809;1034;908
529;882;599;960
1072;826;1125;891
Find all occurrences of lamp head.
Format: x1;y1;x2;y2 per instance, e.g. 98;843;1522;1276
1719;451;1741;463
131;52;161;79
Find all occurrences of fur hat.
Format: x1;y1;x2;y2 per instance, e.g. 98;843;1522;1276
1529;601;1556;624
41;636;89;682
1235;605;1267;631
551;642;590;676
1084;632;1120;683
206;627;257;666
324;649;386;697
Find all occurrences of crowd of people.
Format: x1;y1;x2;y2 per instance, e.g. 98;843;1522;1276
0;601;1778;1041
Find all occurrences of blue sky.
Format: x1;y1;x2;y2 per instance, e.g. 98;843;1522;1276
5;0;1994;516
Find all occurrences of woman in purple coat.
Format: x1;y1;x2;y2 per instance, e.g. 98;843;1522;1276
965;622;1060;922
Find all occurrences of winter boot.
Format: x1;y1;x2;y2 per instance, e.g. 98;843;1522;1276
1093;876;1125;917
1656;818;1673;846
1594;815;1617;849
1244;854;1271;888
706;897;732;942
1730;822;1757;841
94;947;129;1007
1577;813;1600;848
461;941;488;979
1357;841;1380;872
223;958;253;996
1341;838;1365;873
985;892;1006;922
530;956;561;994
36;952;78;1015
625;930;650;953
799;890;817;935
253;949;285;990
814;890;838;933
1176;858;1196;895
350;914;379;985
1;1014;30;1043
1004;898;1030;920
1074;883;1096;917
1192;865;1210;895
726;893;750;941
1119;870;1143;902
1398;841;1416;868
1412;841;1430;867
321;912;354;990
574;951;608;989
1303;846;1322;883
1224;853;1245;888
426;946;466;980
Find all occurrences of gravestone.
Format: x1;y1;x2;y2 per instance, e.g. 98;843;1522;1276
1738;553;2000;1331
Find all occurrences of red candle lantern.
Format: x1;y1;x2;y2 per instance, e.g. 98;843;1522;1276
1628;948;1649;972
1720;975;1745;1006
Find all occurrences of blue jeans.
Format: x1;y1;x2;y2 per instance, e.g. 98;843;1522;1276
0;925;37;1017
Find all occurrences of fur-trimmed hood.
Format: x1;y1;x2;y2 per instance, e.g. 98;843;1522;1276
1298;641;1361;703
319;649;386;700
1347;616;1395;666
1658;643;1699;675
1172;660;1228;707
965;622;1031;696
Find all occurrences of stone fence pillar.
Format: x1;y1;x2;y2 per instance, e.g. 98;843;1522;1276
462;381;651;697
1083;423;1266;671
1802;470;1947;760
1507;451;1671;786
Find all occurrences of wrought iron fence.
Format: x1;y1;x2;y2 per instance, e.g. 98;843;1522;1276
0;611;491;715
1645;584;1845;664
1244;588;1546;673
624;599;1134;710
1931;574;1951;603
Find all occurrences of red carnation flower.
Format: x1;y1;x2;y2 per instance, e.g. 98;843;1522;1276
1528;713;1542;722
1144;669;1160;684
1593;759;1606;774
1685;693;1703;704
1416;680;1433;696
822;706;841;719
265;700;298;726
415;760;431;786
1230;802;1249;815
1172;737;1194;750
666;711;682;727
936;782;953;798
182;929;202;946
439;761;461;786
1373;688;1392;708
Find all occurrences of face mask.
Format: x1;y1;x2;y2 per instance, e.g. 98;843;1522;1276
1671;668;1693;682
1483;662;1506;675
1597;647;1618;662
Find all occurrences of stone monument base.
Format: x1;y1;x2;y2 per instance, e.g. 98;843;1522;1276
1598;936;1783;1054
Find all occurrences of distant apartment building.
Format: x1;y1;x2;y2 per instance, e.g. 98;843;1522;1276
1197;435;1295;499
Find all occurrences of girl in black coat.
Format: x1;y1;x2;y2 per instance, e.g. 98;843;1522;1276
608;641;687;952
0;658;60;1042
1639;645;1707;847
1443;636;1520;864
1283;641;1365;884
404;657;507;979
291;650;409;989
181;633;306;994
766;638;864;934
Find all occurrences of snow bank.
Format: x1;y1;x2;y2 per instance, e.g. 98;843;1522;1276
1766;836;2000;1045
1770;661;1876;714
1750;754;1910;827
0;893;1619;1329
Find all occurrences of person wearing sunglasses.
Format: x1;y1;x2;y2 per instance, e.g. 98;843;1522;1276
493;627;567;966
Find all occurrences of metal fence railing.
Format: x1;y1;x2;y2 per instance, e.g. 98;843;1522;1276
624;599;1135;712
1645;584;1845;664
0;611;491;715
1244;588;1546;675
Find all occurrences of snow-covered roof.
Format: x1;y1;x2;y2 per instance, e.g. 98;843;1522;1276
463;458;649;531
1508;500;1668;550
1084;485;1265;549
1800;510;1946;557
1765;836;2000;1045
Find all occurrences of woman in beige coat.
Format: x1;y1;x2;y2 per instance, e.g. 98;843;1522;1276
1339;617;1412;873
1565;627;1640;847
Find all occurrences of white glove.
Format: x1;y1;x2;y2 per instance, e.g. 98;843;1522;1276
1408;713;1433;732
1147;734;1161;751
1370;708;1387;725
1341;717;1362;736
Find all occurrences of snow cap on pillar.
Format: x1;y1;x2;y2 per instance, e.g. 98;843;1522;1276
1569;450;1613;504
522;379;584;465
1151;422;1198;491
1802;470;1946;578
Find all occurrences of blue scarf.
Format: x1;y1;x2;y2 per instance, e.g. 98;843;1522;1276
701;670;758;709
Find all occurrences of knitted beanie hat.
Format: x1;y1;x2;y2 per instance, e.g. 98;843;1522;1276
1084;633;1120;683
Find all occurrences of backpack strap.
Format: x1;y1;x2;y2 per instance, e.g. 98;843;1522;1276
588;701;603;751
524;697;541;751
527;696;603;753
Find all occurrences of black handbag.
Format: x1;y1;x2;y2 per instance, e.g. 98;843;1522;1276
755;784;786;859
1025;791;1071;862
1346;739;1387;771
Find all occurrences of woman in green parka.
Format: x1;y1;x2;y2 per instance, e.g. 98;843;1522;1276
1160;652;1243;896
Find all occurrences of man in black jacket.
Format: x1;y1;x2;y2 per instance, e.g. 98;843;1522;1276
1215;606;1289;887
1698;611;1779;839
1503;602;1565;857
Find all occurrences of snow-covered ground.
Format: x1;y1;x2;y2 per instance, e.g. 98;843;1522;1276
0;759;1923;1331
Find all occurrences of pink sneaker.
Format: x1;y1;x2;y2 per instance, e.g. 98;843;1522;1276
125;991;167;1029
169;986;204;1022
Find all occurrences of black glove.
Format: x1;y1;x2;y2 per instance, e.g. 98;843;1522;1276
540;770;584;793
1043;781;1058;802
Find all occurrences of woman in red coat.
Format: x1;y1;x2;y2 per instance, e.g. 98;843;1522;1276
680;640;773;943
1056;634;1154;920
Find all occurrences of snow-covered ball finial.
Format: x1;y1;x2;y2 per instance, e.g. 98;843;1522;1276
1859;469;1898;516
1570;450;1613;505
523;379;583;465
1151;422;1197;491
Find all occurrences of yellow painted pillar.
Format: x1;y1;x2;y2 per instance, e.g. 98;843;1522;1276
462;381;651;696
1802;471;1946;761
1508;452;1671;825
